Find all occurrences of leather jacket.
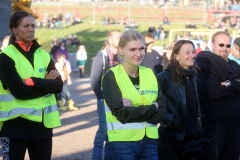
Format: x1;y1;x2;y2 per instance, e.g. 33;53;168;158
157;70;203;140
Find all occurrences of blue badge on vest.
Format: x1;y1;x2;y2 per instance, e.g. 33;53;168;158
141;90;157;95
39;68;46;73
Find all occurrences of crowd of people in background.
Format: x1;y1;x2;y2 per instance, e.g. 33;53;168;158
102;16;137;30
212;0;240;10
148;24;166;40
36;12;82;29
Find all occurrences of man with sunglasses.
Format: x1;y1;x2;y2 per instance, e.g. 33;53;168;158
228;37;240;64
196;31;240;160
141;32;163;74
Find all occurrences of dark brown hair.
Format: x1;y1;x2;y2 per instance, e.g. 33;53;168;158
142;32;154;39
9;11;34;42
169;40;199;82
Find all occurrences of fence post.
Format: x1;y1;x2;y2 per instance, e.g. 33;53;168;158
169;30;173;42
128;2;131;25
58;3;61;14
92;2;96;24
165;2;168;17
203;2;206;26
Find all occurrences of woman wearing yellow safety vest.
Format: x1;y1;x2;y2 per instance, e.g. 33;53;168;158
0;11;62;160
157;40;203;160
102;30;172;160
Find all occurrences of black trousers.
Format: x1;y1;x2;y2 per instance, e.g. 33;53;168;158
158;139;200;160
1;137;52;160
198;122;240;160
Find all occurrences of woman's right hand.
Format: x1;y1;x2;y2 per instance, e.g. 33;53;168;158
45;70;60;80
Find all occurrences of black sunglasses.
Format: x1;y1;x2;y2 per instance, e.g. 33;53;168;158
218;43;231;48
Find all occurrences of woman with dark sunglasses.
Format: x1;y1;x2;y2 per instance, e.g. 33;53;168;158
196;31;240;160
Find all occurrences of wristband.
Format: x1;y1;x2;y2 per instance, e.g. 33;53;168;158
26;78;34;86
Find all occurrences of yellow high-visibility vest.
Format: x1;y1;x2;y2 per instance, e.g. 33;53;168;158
0;44;61;129
104;64;158;142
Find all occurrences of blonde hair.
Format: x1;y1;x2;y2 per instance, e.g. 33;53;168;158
118;30;145;53
79;45;86;51
57;53;66;61
1;36;10;51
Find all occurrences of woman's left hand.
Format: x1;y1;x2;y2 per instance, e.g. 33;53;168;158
46;70;60;80
221;82;227;86
122;98;132;107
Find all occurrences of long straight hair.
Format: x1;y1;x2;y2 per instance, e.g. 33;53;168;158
169;40;199;83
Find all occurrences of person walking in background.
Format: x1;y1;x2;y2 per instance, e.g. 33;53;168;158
55;54;78;111
55;41;69;61
141;32;163;75
90;30;121;160
102;29;169;160
65;12;72;25
228;37;240;64
0;11;62;160
196;31;240;160
76;45;87;78
157;40;202;160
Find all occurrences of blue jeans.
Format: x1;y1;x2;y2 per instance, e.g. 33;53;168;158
92;99;109;160
57;83;71;100
109;136;158;160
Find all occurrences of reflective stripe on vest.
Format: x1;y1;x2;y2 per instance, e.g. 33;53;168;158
0;108;41;118
0;94;14;102
44;105;59;114
105;104;157;130
107;121;156;130
0;104;58;119
104;104;111;112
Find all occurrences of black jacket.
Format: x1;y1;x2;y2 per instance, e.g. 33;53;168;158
90;49;109;99
157;69;202;140
196;51;240;125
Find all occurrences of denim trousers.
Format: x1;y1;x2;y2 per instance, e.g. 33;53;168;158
57;82;71;100
109;136;158;160
92;99;109;160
